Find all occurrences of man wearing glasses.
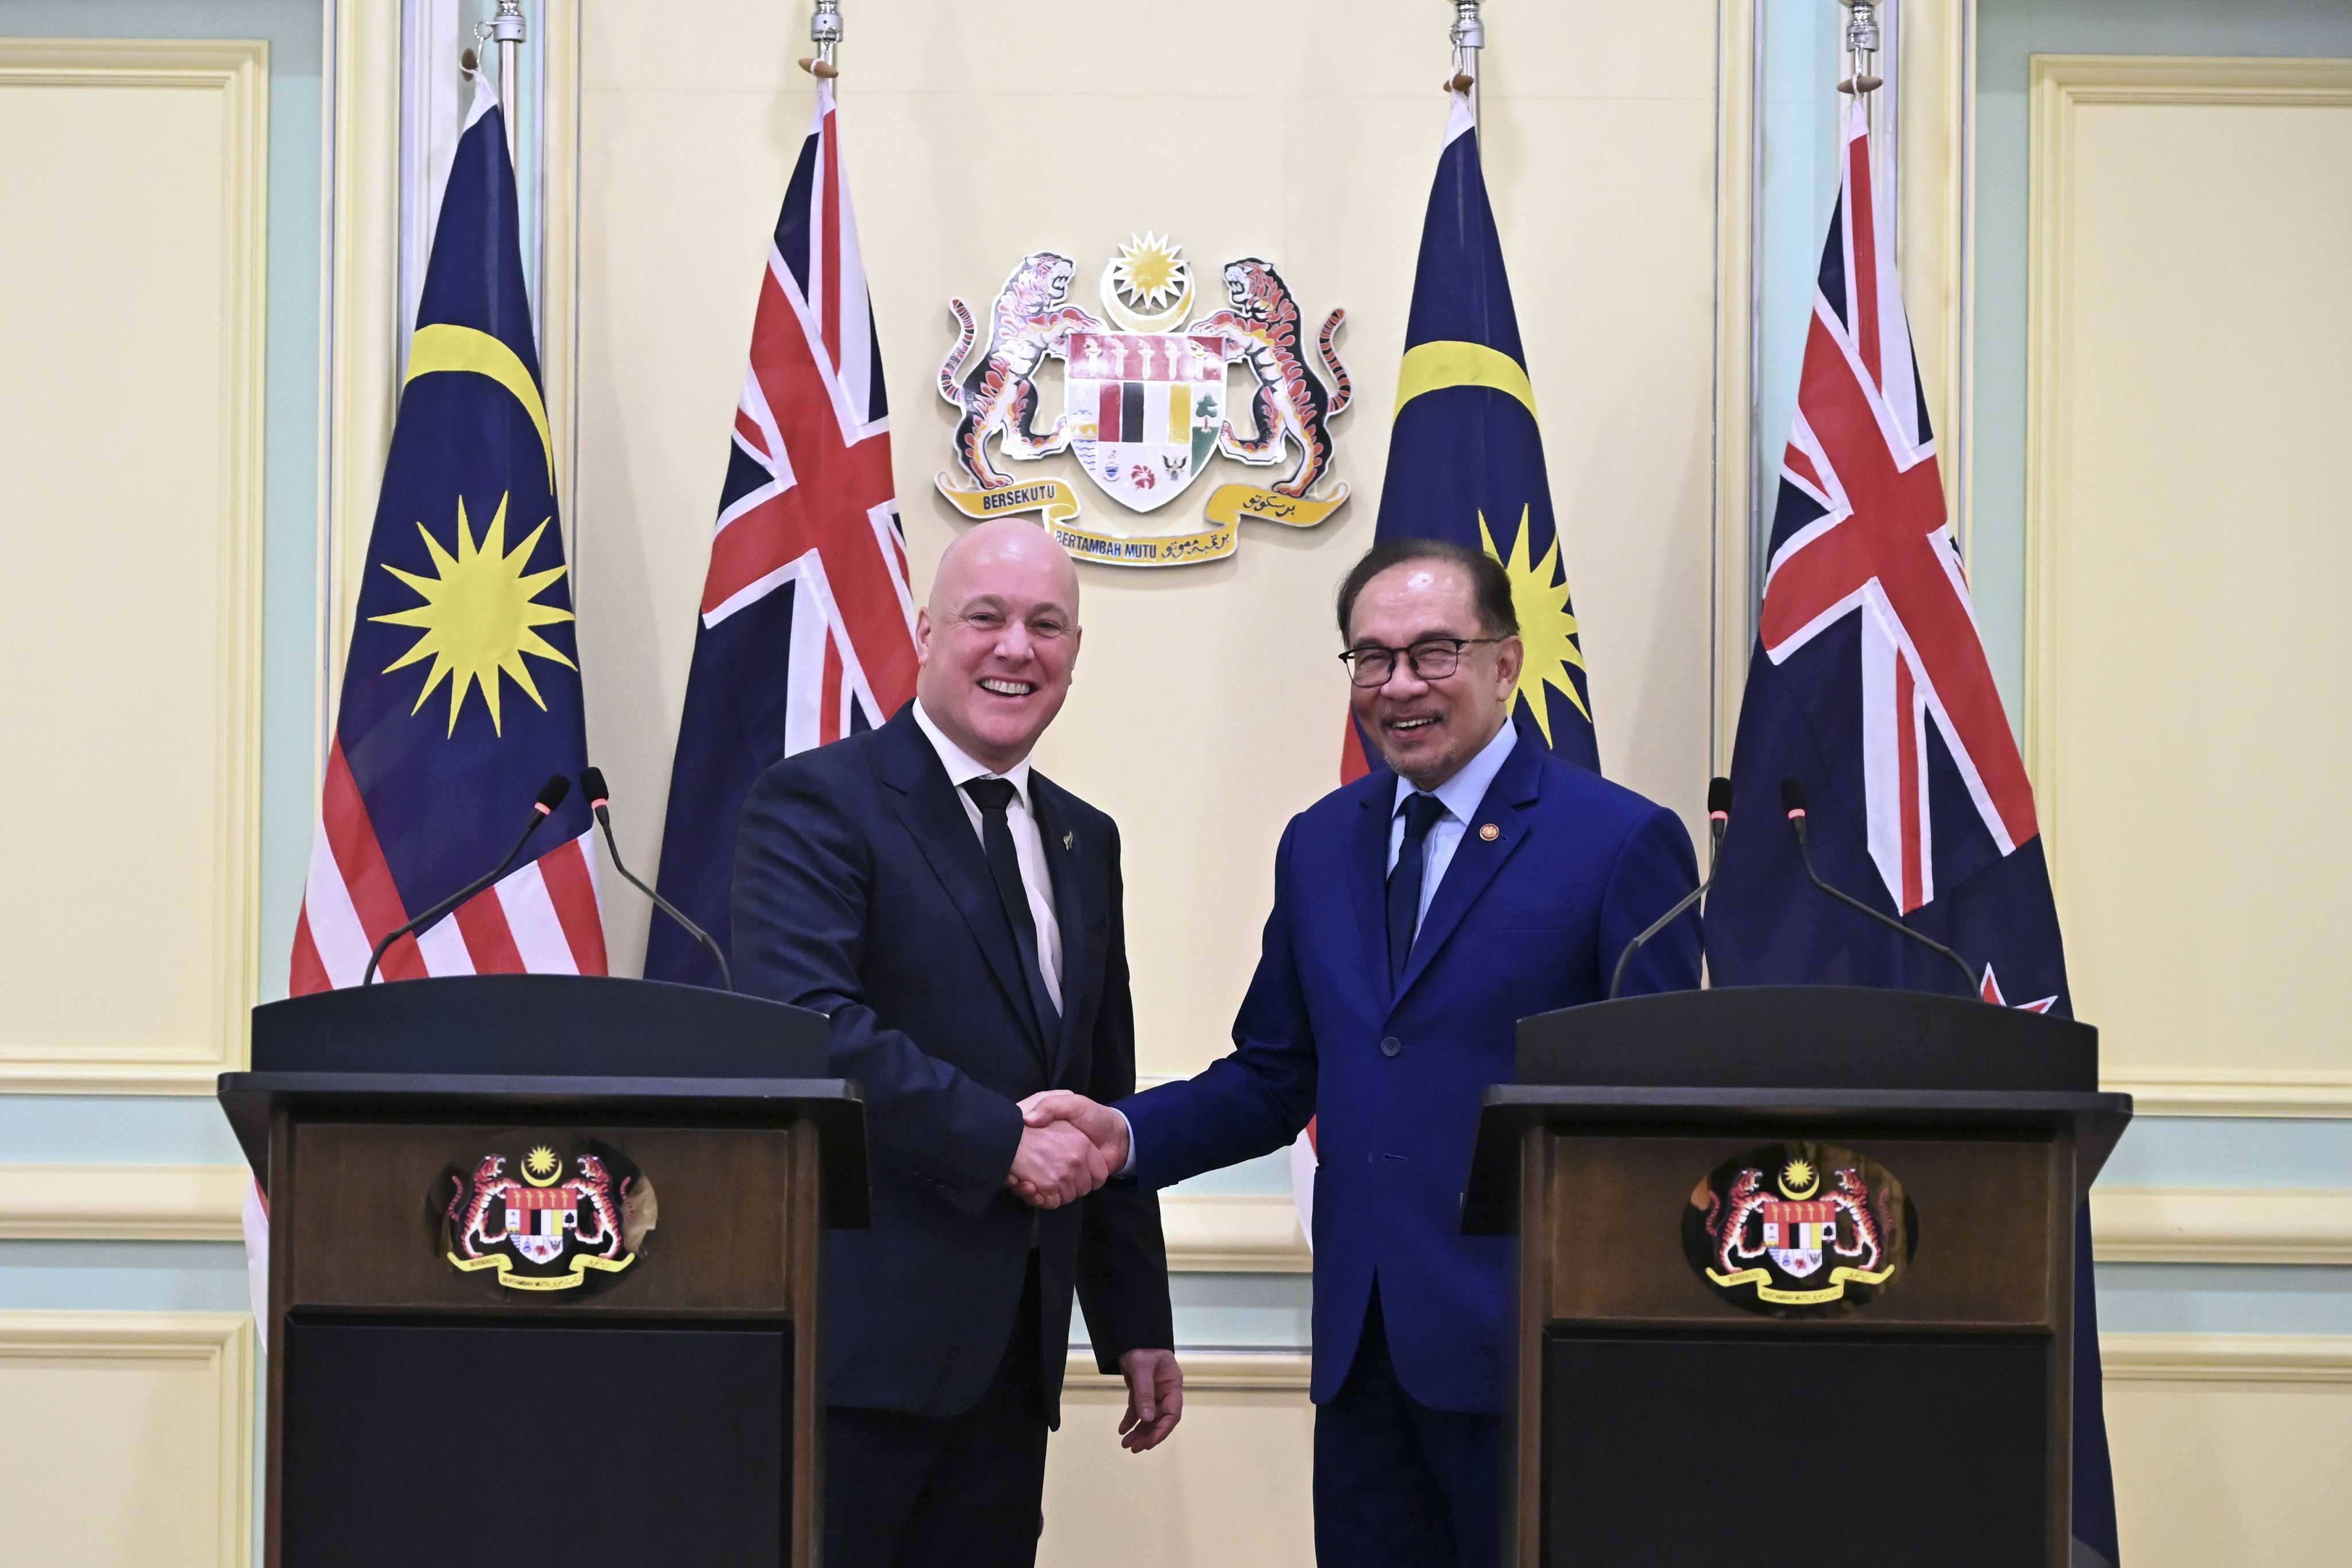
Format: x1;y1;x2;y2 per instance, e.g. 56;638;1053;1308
1021;537;1701;1568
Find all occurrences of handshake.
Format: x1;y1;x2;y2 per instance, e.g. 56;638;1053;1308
1005;1090;1130;1207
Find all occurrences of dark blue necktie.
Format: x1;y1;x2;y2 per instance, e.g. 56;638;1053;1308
1387;793;1447;988
963;778;1060;1058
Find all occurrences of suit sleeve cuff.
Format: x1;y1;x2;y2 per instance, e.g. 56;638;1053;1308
1113;1107;1138;1178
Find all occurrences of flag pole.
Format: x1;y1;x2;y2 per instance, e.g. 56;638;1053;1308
1448;0;1484;132
1837;0;1884;96
801;0;844;82
491;0;526;164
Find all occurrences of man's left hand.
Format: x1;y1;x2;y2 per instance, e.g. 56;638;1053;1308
1116;1349;1183;1452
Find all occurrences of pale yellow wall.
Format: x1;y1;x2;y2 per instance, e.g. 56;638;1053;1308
0;1314;253;1568
2105;1336;2352;1566
1045;1358;1315;1568
0;44;266;1092
566;1;1721;1075
2027;59;2352;1113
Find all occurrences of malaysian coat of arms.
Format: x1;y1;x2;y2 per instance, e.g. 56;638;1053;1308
935;234;1352;566
439;1138;655;1294
1683;1143;1916;1317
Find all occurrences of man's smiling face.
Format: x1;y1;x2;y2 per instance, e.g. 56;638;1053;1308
1346;559;1521;791
914;519;1083;773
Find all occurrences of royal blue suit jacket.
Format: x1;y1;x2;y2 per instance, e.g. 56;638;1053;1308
1121;730;1701;1412
732;706;1173;1421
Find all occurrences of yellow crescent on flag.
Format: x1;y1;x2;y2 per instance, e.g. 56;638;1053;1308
404;323;554;484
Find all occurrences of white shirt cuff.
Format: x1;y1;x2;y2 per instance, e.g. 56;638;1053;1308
1113;1107;1138;1178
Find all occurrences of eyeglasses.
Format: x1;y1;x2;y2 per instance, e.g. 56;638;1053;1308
1337;637;1503;688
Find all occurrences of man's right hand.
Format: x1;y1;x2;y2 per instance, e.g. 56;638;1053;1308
1006;1118;1111;1208
1019;1091;1131;1176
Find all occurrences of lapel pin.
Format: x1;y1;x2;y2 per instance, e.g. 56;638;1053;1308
1479;823;1500;842
1063;830;1074;851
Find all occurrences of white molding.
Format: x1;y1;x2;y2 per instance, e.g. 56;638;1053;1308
0;1312;254;1567
1065;1349;1310;1393
2100;1333;2352;1384
0;1165;248;1243
2094;1187;2352;1266
2104;1072;2352;1120
0;41;267;1095
1162;1194;1310;1273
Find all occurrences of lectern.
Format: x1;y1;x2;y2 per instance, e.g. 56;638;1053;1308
217;975;865;1568
1463;986;2131;1568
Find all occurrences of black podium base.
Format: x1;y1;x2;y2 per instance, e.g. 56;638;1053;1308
1543;1329;2049;1566
282;1317;791;1567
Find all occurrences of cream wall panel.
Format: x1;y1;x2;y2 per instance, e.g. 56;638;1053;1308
2104;1334;2352;1566
0;1312;253;1568
569;2;1718;1072
0;43;265;1092
1044;1354;1313;1568
2027;58;2352;1115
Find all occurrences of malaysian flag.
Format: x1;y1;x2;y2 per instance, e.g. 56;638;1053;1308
289;76;604;995
1706;102;2121;1567
644;81;915;985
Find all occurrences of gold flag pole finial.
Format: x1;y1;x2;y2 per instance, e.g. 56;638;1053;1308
1837;1;1884;96
801;0;844;80
1446;1;1484;123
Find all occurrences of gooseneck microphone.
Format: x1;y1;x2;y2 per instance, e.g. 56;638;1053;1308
580;766;733;992
1778;777;1982;1000
1608;776;1733;1001
363;774;573;986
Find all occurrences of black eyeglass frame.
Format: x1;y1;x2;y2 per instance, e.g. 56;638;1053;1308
1337;636;1506;688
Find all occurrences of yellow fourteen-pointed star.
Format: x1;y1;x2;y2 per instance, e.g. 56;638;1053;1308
372;493;576;737
1480;507;1591;746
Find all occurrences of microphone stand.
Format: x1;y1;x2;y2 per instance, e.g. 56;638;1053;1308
581;767;732;992
362;777;569;986
1608;778;1732;1001
1779;778;1982;1001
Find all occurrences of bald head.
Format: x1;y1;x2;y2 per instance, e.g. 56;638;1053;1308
914;520;1083;773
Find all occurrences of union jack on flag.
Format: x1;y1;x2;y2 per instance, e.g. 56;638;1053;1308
1707;101;2121;1567
646;81;916;984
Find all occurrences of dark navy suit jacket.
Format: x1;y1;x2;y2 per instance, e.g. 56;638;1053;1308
732;706;1173;1421
1121;730;1701;1412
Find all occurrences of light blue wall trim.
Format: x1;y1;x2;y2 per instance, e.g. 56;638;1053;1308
2095;1118;2352;1189
2096;1264;2352;1337
1076;1273;1314;1353
0;1096;246;1164
1166;1149;1292;1198
0;1241;252;1312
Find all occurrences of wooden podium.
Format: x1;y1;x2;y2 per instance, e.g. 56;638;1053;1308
218;975;865;1568
1464;986;2131;1568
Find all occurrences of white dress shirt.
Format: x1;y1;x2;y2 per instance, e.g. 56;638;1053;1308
912;699;1063;1009
1389;719;1523;936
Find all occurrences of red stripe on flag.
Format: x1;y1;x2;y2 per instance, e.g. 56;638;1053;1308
289;909;329;997
536;838;609;975
1338;719;1370;785
820;636;844;744
454;893;527;975
1848;125;1882;386
321;740;427;983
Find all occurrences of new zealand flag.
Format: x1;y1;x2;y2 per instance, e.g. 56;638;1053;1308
645;83;915;986
1706;103;2120;1566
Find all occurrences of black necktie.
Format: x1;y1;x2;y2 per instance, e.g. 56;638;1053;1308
1387;792;1447;988
962;778;1060;1053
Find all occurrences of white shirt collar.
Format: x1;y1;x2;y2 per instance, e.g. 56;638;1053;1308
1394;716;1520;825
913;698;1034;804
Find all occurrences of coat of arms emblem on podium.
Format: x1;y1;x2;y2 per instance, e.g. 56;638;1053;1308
1684;1144;1914;1317
440;1140;653;1293
935;235;1351;566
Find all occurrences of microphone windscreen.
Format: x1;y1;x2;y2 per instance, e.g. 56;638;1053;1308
535;774;572;812
1778;777;1808;814
1708;777;1734;815
580;766;610;807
